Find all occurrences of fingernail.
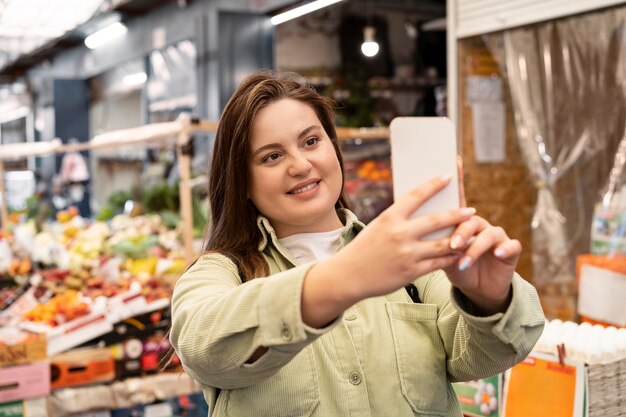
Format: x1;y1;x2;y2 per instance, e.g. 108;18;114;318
439;174;452;183
450;235;463;249
459;207;476;216
458;256;472;271
495;248;505;258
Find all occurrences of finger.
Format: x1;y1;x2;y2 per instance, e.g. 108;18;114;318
449;215;489;249
457;156;467;208
457;226;509;271
413;237;461;259
408;207;476;239
413;254;460;277
391;174;453;219
493;239;522;263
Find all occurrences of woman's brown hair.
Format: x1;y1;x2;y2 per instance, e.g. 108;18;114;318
205;71;350;281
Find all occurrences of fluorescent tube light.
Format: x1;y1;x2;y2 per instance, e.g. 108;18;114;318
422;17;446;32
84;21;127;49
271;0;345;25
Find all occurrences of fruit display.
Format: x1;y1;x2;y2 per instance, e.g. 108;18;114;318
0;282;31;312
6;258;32;278
23;290;90;326
0;208;188;350
342;140;394;223
0;231;34;313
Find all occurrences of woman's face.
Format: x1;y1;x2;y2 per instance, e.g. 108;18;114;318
248;98;343;238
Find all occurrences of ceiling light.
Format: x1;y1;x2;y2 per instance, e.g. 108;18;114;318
271;0;345;25
84;21;127;49
123;72;147;87
361;26;379;58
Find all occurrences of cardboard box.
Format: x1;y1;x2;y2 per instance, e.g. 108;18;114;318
0;362;50;403
50;347;115;389
110;332;180;380
0;398;46;417
0;334;47;368
110;393;208;417
502;353;586;417
452;374;502;417
81;308;171;348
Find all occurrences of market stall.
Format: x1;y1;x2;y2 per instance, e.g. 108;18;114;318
0;114;218;262
0;114;218;416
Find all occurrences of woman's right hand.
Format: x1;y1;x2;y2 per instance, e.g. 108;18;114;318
334;174;475;300
302;175;475;327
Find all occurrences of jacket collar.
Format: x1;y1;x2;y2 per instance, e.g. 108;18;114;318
256;208;365;252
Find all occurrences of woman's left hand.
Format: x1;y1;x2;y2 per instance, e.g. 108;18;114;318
444;157;520;315
444;216;520;315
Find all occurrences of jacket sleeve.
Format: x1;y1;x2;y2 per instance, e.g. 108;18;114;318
169;253;340;389
417;270;545;382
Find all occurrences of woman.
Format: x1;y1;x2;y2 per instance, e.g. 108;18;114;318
170;71;545;417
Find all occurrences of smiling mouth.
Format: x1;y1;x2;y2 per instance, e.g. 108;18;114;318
288;181;320;195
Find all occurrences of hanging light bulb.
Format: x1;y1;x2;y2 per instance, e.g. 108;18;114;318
361;26;379;57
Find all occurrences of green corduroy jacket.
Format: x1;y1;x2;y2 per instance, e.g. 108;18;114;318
170;210;545;417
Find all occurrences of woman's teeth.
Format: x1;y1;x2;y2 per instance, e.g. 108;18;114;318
291;182;318;194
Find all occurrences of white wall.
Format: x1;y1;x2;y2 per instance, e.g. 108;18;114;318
274;7;343;71
454;0;626;38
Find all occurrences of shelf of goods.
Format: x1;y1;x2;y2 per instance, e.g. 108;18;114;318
0;115;217;416
451;320;626;417
0;198;202;414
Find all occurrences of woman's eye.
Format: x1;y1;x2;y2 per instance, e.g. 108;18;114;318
305;137;320;147
263;153;281;163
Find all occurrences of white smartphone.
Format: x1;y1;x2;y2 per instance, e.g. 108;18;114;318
389;117;460;240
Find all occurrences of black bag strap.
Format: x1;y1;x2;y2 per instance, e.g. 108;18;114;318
405;283;421;303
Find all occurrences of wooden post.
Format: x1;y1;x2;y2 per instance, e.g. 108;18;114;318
0;160;8;230
177;130;195;264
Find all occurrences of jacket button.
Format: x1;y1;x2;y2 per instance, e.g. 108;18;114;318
349;371;362;385
345;313;356;321
281;325;292;341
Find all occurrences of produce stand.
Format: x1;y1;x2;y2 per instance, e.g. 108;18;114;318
0;114;218;263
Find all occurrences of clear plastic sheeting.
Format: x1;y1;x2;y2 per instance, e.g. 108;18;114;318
493;6;626;286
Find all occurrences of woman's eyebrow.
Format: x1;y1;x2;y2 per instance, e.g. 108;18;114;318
252;125;321;157
297;125;320;139
252;142;283;158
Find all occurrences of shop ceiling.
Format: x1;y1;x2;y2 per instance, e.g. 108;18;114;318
0;0;170;81
0;0;444;82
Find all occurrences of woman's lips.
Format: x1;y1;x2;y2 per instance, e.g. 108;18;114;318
287;180;320;194
288;180;320;194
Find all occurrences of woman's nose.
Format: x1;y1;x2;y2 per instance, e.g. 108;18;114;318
287;153;312;176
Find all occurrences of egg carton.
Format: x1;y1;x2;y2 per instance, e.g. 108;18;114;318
534;319;626;365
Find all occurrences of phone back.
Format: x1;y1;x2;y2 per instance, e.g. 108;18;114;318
389;117;460;239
